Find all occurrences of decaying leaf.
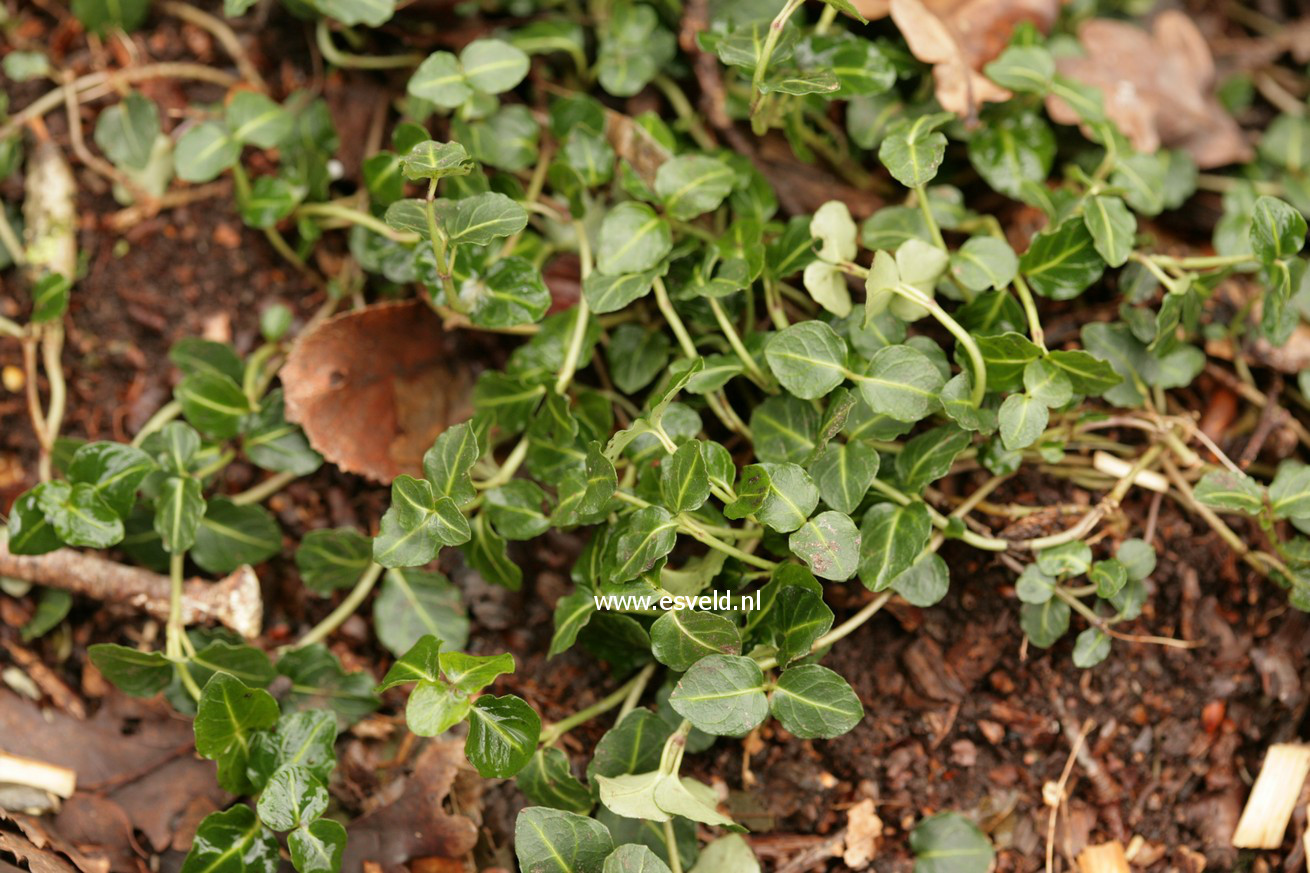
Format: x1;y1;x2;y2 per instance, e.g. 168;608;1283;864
281;301;475;483
886;0;1061;119
1046;11;1252;168
342;740;479;872
842;798;883;869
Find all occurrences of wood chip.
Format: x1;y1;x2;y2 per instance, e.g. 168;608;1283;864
1077;840;1130;873
1232;743;1310;849
0;752;77;798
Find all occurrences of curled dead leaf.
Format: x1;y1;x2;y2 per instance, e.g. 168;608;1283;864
1046;11;1252;168
280;301;475;484
888;0;1061;119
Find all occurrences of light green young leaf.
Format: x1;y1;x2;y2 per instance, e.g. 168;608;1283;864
950;236;1018;292
175;122;240;183
1083;194;1136;268
998;393;1047;451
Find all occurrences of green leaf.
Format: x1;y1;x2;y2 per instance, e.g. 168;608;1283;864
440;651;515;694
408;52;471;108
1072;628;1111;668
984;45;1055;93
5;490;62;555
238;176;301;229
176;370;250;439
518;747;593;815
1019;218;1105;300
437;192;529;245
400;140;474;181
660;442;711;514
855;345;944;423
87;643;173;697
405;680;471;736
1036;541;1092;577
375;567;468;657
788;510;859;581
72;0;149;34
765;322;848;400
175;122;239;183
242;389;322;475
669;654;768;737
1083;195;1136;268
192;498;281;574
1015;564;1055;604
1195;470;1266;515
597;202;673;276
466;694;541;777
460;38;530;94
651;610;741;671
968;111;1054;199
486;480;550;540
29;273;71;324
194;673;279;793
588;710;671;782
318;0;395;26
247;710;338;791
257;765;328;831
950;236;1018;292
809;440;880;515
20;588;72;641
423;422;480;507
226;92;292;149
604;844;673;873
767;585;832;667
878;113;952;189
67;441;155;517
1250;195;1307;265
750;462;819;533
515;807;614;873
891;551;950;607
974;331;1042;393
179;805;280;873
584;269;660;315
604;506;679;584
858;501;931;592
750;395;818;463
378;634;443;691
654;155;735;220
998;393;1047;451
1045;349;1122;396
1020;598;1070;648
549;590;596;658
187;640;276;693
373;477;471;568
910;812;994;873
688;835;758;873
1116;538;1156;581
154;475;205;554
277;645;379;723
1271;463;1310;520
770;665;863;739
463;256;551;329
1088;558;1127;598
895;425;970;493
1259;114;1310;172
94;92;159;170
464;512;523;590
288;819;346;873
296;528;372;594
607;325;671;394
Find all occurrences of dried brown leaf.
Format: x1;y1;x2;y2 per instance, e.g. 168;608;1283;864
1045;11;1252;168
281;301;475;484
889;0;1060;119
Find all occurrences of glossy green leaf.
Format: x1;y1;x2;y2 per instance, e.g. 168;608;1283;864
296;528;372;594
809;440;880;515
1082;195;1136;268
855;345;944;423
650;610;741;671
770;665;863;739
67;441;155;517
423;422;480;507
669;654;767;737
891;551;950;607
1019;218;1105;300
466;694;541;777
895;425;970;493
176;370;250;439
596;202;672;276
604;506;679;583
950;236;1018;292
288;819;346;873
179;805;280;873
858;501;931;592
194;673;279;793
460;38;531;94
154;475;206;554
767;585;833;667
400;140;474;181
192;498;281;574
765;321;848;400
515;807;614;873
437;192;529;245
257;765;328;831
519;747;593;814
878;113;952;189
1020;598;1070;648
654;155;734;220
87;643;173;697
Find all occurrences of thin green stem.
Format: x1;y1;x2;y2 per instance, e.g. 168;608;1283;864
131;400;183;447
680;518;778;569
707;297;774;391
1012;275;1046;351
756;590;893;671
653;277;698;358
914;185;946;250
750;0;805;126
192;449;236;480
291;562;385;650
230;470;299;506
315;18;424;69
665;819;684;873
555;221;594;395
889;283;986;407
475;436;530;490
539;662;658;746
167;552;203;699
295;202;419;243
0;207;25;266
653;76;716;151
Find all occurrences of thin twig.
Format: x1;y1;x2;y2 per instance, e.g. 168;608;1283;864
160;1;267;90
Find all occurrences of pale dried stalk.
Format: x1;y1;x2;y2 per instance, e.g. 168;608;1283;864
1076;841;1130;873
1091;451;1169;494
0;752;77;798
1232;743;1310;849
0;536;262;638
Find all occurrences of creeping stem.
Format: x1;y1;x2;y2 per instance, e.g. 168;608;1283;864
290;562;385;650
538;662;658;745
750;0;806;124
